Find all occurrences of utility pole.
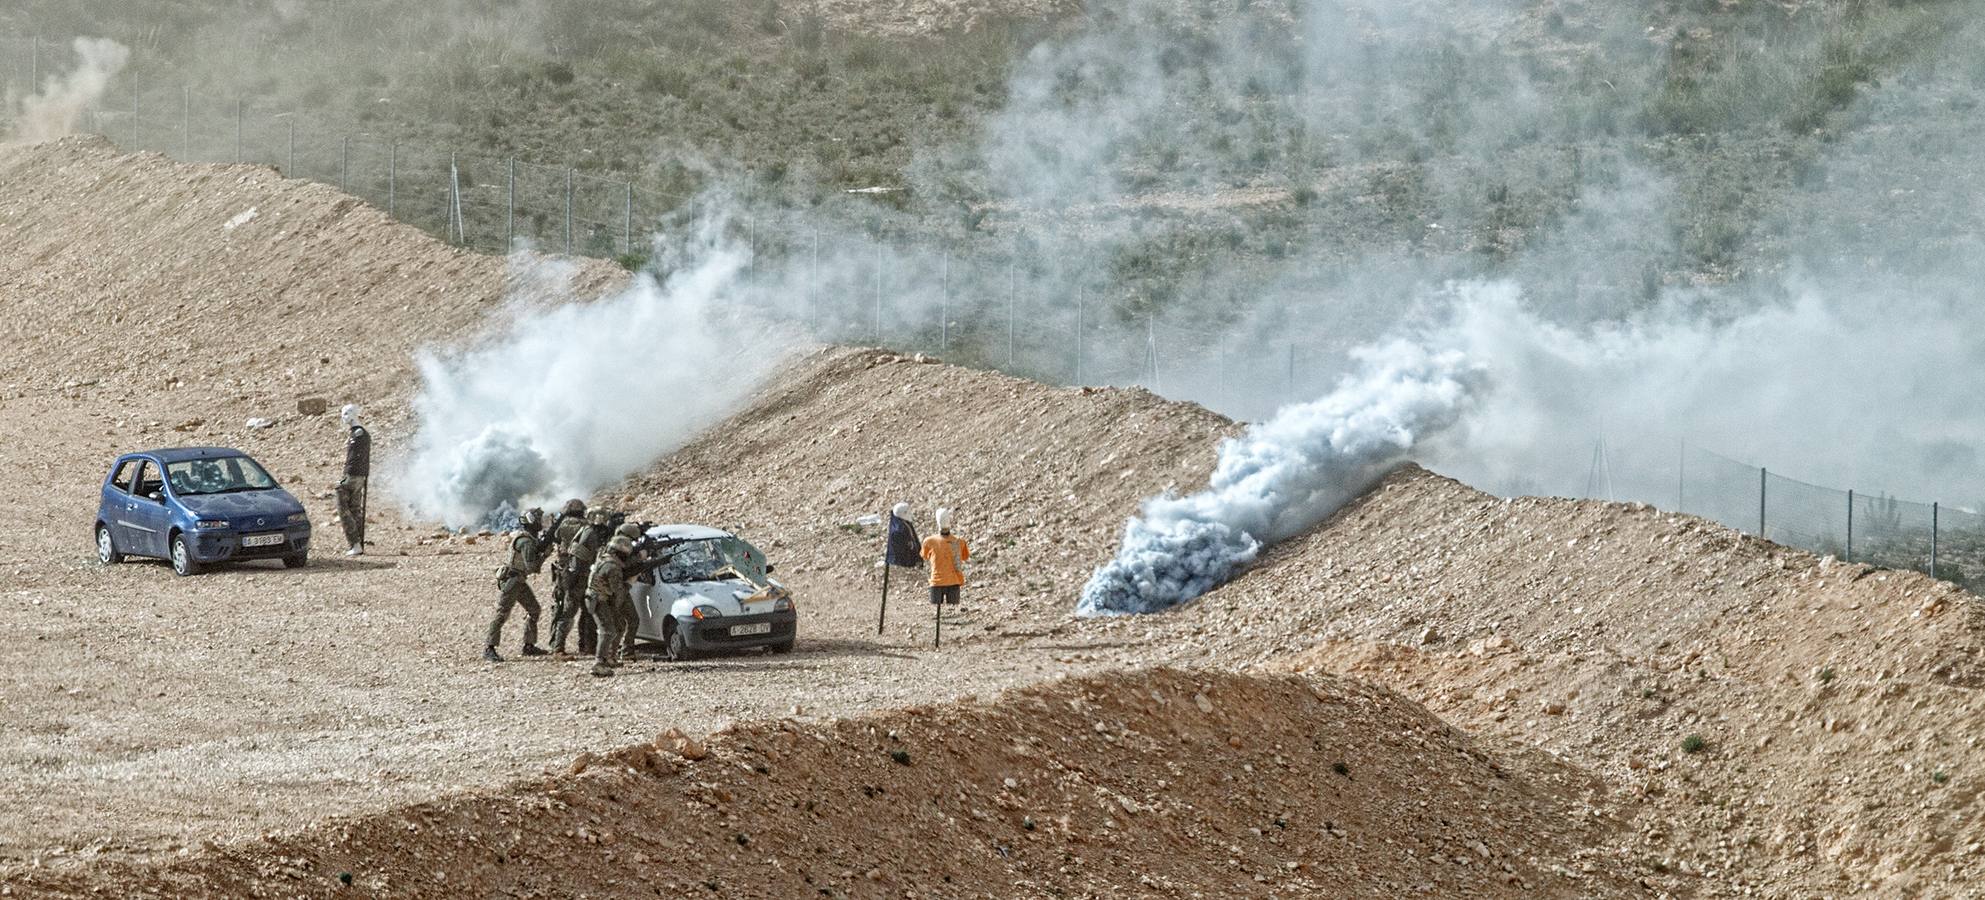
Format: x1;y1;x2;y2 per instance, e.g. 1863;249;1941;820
340;136;349;191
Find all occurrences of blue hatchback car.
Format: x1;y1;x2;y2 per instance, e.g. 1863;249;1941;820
94;447;312;576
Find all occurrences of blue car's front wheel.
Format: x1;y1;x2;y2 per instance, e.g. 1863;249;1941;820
96;525;123;565
170;534;201;577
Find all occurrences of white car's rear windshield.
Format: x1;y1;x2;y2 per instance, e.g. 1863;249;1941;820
167;456;278;496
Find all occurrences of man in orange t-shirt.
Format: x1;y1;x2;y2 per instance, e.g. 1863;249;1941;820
921;507;970;607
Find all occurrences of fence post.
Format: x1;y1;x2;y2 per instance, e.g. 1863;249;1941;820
623;181;633;256
564;167;573;255
1846;489;1854;562
1933;502;1940;578
1759;467;1767;537
506;158;515;248
234;99;242;163
341;136;349;191
1148;314;1160;390
388;142;397;216
182;85;189;160
1006;255;1016;367
285;117;294;175
449;152;459;244
1074;283;1085;384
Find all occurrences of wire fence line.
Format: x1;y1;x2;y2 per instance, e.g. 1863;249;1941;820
1680;444;1981;590
14;38;1977;586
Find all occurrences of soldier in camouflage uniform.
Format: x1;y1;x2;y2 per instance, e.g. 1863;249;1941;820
562;508;614;656
614;522;648;660
586;535;635;678
482;507;550;662
544;499;590;655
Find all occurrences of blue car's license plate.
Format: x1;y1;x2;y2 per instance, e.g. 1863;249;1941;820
241;533;285;548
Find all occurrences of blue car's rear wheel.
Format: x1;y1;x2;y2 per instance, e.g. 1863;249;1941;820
170;534;201;577
96;525;123;565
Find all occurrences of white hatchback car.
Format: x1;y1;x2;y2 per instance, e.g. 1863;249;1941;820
629;524;797;660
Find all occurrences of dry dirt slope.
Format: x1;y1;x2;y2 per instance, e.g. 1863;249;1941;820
7;668;1642;899
1105;466;1985;897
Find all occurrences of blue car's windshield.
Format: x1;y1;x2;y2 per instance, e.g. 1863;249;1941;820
167;456;278;496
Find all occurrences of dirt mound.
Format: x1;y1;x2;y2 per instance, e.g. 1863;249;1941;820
0;135;621;438
1108;465;1985;896
602;346;1240;634
7;668;1640;899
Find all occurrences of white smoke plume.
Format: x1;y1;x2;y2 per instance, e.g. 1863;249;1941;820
8;38;129;144
1079;336;1481;616
399;219;786;527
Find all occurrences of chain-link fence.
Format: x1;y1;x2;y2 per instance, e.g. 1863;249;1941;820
1682;445;1980;590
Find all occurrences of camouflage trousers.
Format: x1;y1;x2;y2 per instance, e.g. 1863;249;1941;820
549;565;597;653
486;572;540;649
335;476;367;547
585;590;626;666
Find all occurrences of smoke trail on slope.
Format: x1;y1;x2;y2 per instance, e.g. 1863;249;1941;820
7;38;129;144
399;219;785;527
1078;337;1480;616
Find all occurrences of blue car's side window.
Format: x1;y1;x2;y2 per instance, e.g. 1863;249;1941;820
134;461;165;501
108;459;139;493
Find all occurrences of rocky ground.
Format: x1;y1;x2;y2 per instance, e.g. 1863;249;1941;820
6;137;1985;899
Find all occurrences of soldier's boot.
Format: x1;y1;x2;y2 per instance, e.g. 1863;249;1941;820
482;645;503;662
521;645;549;657
590;661;614;678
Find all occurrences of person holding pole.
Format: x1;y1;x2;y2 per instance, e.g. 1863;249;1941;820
879;502;922;634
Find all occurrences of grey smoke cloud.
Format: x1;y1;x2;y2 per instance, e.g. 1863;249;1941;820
8;37;128;144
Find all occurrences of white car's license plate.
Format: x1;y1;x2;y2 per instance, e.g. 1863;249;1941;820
729;622;772;637
241;533;285;548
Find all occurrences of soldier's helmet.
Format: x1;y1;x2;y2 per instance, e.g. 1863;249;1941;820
607;536;635;557
562;498;587;517
615;522;643;541
586;508;612;526
522;507;545;527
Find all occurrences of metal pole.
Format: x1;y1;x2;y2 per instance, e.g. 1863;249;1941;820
387;142;397;216
234;99;242;163
1006;256;1016;367
623;181;633;256
181;85;189;160
878;526;891;636
810;229;820;334
506;158;515;248
1759;468;1768;537
873;240;883;344
285;118;294;175
1846;489;1854;562
564;167;573;255
1933;502;1940;578
1149;314;1160;390
1075;283;1084;384
340;136;349;191
450;152;464;245
941;251;950;353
